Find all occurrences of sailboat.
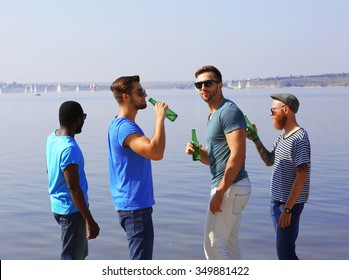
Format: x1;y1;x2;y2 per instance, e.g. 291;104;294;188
237;81;242;89
57;84;62;93
76;85;80;93
246;81;251;89
90;83;96;92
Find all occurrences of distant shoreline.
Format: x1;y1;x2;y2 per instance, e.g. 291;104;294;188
1;73;348;93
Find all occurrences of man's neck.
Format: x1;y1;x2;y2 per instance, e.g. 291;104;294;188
283;120;301;138
56;127;75;138
208;95;225;113
118;107;137;122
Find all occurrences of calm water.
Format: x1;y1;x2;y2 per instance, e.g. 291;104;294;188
0;87;348;260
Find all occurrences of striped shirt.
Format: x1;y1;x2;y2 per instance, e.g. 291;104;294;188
271;128;311;203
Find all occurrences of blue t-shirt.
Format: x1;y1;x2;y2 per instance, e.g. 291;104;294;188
108;117;155;210
206;99;248;188
46;132;88;215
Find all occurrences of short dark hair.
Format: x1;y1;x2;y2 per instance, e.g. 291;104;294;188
110;75;140;103
195;65;222;82
59;101;84;127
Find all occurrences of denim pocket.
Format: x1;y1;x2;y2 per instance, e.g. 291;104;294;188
119;210;144;238
232;192;251;214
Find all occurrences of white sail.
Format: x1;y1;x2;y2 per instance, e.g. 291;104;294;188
90;83;96;92
57;84;62;93
246;81;251;89
76;85;80;92
237;81;242;89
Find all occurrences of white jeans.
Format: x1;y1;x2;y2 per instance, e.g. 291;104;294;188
204;178;251;260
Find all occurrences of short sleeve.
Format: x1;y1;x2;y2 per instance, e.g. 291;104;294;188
60;146;80;172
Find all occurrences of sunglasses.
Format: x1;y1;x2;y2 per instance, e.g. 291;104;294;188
194;80;219;89
82;113;87;120
270;105;286;115
131;88;147;97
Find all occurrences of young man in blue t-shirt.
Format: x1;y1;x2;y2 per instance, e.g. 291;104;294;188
46;101;100;259
108;75;168;260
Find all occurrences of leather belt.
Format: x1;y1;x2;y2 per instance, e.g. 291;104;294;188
273;200;285;206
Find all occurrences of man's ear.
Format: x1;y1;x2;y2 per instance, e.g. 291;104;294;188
122;93;130;102
284;105;291;114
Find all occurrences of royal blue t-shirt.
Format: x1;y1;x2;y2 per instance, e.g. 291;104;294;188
108;117;155;210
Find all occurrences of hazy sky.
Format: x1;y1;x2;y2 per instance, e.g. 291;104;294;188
1;0;348;83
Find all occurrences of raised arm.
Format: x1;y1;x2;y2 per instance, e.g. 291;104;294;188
254;139;275;166
124;101;167;161
246;123;275;166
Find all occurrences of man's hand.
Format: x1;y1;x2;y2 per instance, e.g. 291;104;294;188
210;190;224;214
86;219;100;240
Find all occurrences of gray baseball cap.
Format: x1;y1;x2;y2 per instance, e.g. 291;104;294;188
271;93;300;113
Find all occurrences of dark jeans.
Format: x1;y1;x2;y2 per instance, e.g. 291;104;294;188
270;201;304;260
54;211;88;260
118;207;154;260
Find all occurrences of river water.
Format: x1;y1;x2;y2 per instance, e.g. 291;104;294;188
0;87;348;259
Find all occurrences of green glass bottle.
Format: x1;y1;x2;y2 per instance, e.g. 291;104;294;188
244;115;259;142
191;129;201;161
148;98;178;122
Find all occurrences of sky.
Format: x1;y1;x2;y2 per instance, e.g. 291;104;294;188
1;0;348;83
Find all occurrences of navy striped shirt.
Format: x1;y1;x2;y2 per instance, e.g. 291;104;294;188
271;128;311;203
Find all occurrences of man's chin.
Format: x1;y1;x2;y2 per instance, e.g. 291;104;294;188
138;104;147;110
201;96;211;103
273;120;284;131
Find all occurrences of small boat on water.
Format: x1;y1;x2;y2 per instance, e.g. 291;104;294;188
90;83;96;92
237;81;242;89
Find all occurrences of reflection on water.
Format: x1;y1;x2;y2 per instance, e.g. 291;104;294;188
0;87;348;259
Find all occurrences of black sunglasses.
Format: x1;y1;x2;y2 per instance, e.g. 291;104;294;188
131;88;147;97
194;80;219;89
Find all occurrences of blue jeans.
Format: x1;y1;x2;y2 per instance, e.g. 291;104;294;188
54;211;88;260
270;201;304;260
118;207;154;260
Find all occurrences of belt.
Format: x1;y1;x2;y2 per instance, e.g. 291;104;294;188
273;200;285;206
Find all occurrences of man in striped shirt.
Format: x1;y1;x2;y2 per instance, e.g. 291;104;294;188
247;93;311;260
